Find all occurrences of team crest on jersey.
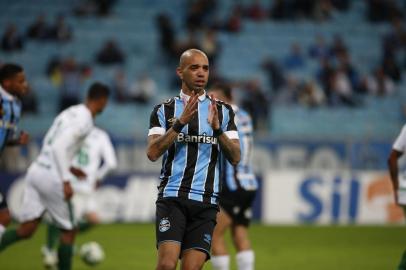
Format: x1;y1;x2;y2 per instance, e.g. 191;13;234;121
159;218;170;232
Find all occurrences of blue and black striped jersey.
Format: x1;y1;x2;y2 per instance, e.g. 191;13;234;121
0;85;22;153
148;91;239;205
221;105;258;192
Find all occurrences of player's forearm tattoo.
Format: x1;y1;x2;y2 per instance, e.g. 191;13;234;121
218;135;240;166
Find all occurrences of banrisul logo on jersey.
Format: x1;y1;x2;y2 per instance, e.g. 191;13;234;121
177;132;217;144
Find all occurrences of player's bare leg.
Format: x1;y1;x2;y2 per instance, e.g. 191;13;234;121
156;241;181;270
0;218;41;251
181;249;207;270
231;225;254;270
0;209;11;241
211;209;232;270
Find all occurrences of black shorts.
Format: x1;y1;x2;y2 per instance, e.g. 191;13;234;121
0;187;7;210
155;197;218;260
219;189;256;227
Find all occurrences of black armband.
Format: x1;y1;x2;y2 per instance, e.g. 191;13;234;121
172;119;185;133
213;128;223;137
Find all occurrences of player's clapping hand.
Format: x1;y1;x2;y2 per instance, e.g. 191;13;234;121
63;182;73;200
17;131;29;145
208;94;220;130
70;167;87;180
179;93;199;124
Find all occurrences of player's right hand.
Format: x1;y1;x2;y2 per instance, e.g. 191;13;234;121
70;167;87;179
63;182;73;200
179;93;199;124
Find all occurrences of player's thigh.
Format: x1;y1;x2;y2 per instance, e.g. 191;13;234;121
181;249;207;270
18;172;45;223
214;207;233;236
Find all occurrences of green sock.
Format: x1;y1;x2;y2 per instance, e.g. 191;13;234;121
77;221;92;233
58;243;73;270
46;224;60;250
0;229;22;251
398;250;406;270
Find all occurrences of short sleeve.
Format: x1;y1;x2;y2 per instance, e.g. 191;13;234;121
223;105;239;140
148;104;165;136
393;125;406;152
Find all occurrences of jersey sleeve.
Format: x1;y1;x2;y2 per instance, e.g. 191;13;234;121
148;104;166;136
393;125;406;152
222;104;239;140
96;131;117;181
52;116;93;182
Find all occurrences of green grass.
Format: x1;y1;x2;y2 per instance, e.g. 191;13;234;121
0;223;404;269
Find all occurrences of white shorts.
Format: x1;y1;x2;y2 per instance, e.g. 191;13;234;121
18;163;76;230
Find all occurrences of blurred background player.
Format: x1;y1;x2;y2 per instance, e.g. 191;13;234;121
42;126;117;269
388;125;406;270
0;63;29;242
147;49;240;270
209;84;258;270
0;82;110;270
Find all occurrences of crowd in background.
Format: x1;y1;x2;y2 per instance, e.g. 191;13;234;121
1;0;405;131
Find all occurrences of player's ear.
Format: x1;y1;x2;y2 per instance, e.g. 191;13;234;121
176;67;183;80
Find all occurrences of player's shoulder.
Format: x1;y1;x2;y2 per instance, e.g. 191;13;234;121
209;95;233;111
152;96;177;110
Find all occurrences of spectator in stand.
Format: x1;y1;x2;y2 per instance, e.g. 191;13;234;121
1;24;24;52
96;40;125;65
128;73;156;104
59;57;83;112
156;13;177;62
382;17;406;59
21;86;38;114
274;74;299;105
309;35;330;60
382;55;402;83
245;0;267;21
270;0;292;20
26;14;50;40
240;79;269;131
366;0;403;23
224;4;242;33
111;69;130;103
329;34;348;59
200;28;220;67
261;57;285;94
336;52;360;92
366;67;395;97
284;43;306;70
317;57;335;105
331;67;359;107
48;15;73;42
298;80;325;108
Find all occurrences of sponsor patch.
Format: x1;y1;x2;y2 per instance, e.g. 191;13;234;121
159;218;170;232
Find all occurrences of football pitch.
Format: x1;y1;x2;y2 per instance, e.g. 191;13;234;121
0;223;404;270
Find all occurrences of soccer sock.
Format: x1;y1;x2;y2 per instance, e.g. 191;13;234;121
0;229;22;251
236;250;255;270
397;249;406;270
77;221;92;233
58;243;73;270
211;255;230;270
46;224;60;250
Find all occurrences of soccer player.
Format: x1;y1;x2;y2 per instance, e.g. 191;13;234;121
0;82;110;270
147;49;241;270
0;63;29;243
388;125;406;270
42;126;117;268
209;84;258;270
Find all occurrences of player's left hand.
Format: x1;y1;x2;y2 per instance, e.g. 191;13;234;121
208;94;220;130
70;167;87;179
18;131;30;145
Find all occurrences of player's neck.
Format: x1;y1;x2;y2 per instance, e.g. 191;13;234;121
181;87;204;97
85;102;97;118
